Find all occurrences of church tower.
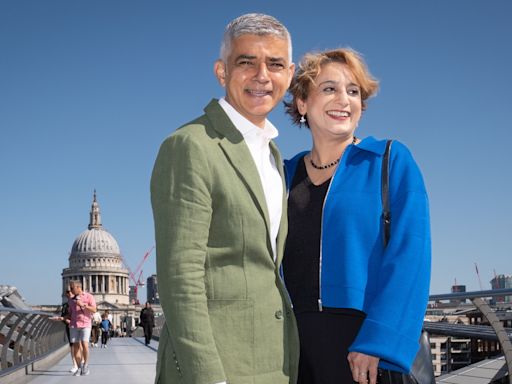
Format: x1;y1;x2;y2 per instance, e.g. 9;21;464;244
61;191;130;306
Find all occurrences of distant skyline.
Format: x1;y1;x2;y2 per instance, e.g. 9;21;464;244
1;1;511;304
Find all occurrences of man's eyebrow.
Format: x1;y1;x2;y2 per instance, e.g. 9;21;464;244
234;54;256;61
268;57;286;62
233;55;286;62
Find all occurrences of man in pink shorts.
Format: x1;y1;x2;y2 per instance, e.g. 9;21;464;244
68;279;97;376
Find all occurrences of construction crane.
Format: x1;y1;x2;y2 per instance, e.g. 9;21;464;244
123;246;154;305
474;262;483;291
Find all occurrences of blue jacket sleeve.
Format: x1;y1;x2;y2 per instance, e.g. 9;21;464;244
349;142;431;373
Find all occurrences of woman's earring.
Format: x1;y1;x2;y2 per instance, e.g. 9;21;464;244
300;115;306;124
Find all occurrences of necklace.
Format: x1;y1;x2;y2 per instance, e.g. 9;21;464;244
309;136;357;170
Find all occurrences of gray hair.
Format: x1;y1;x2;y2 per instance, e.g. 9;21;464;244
220;13;292;63
70;279;82;289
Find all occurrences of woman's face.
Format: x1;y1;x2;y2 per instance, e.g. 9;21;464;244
298;62;362;140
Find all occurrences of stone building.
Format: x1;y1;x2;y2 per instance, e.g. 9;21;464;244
61;192;137;329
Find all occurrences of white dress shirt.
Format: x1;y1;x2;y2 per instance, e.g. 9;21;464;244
219;98;283;261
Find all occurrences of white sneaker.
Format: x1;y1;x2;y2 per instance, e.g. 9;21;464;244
81;365;90;376
73;365;82;376
69;366;79;374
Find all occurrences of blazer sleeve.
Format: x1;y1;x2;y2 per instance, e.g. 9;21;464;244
151;132;226;383
349;142;431;373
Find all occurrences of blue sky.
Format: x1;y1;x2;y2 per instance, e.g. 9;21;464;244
1;0;511;305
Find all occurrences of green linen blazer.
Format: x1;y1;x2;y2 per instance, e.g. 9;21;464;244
151;99;299;384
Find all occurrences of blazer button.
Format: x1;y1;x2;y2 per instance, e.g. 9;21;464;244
275;310;283;319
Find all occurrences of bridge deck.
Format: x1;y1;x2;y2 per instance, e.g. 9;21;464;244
27;337;157;384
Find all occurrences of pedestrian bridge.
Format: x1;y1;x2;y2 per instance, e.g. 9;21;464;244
2;288;512;383
0;304;160;384
28;337;157;384
5;336;158;384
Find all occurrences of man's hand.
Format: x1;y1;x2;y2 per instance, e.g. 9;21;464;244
347;351;380;384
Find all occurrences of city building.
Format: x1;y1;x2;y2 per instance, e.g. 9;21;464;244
450;284;467;304
129;285;138;305
146;274;159;304
490;274;512;303
61;191;138;328
430;335;471;376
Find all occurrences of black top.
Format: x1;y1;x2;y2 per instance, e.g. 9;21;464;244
60;301;70;326
283;156;364;317
283;156;329;313
140;307;155;327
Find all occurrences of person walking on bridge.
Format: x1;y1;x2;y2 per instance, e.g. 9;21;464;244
68;279;97;376
100;313;112;348
139;301;155;346
52;289;81;373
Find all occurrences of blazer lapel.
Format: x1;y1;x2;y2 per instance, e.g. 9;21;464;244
270;140;287;267
204;100;271;238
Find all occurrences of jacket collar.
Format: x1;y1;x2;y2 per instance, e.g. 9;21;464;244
353;136;388;156
284;136;389;190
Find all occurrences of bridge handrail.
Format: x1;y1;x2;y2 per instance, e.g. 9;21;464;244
0;306;67;377
429;287;512;301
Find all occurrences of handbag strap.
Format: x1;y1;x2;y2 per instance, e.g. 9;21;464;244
382;140;393;246
380;139;436;384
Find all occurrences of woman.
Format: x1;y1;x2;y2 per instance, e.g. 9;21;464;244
54;289;81;373
282;48;431;384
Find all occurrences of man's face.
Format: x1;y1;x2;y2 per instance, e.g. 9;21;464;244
215;34;294;128
70;284;80;296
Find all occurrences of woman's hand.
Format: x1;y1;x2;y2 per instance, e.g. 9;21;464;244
347;351;380;384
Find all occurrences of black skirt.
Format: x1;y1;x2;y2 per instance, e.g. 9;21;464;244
296;309;365;384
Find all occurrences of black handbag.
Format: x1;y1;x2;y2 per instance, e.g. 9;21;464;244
377;140;435;384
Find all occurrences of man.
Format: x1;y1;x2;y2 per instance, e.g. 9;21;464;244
151;13;298;384
139;301;155;346
68;279;97;376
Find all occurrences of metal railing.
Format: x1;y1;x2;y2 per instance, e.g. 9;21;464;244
152;314;164;339
429;288;512;383
127;313;164;340
0;307;67;377
429;288;512;301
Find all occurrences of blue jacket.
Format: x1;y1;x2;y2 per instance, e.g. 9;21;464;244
100;319;111;332
284;136;431;373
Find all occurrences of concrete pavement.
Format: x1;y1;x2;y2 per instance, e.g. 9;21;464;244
26;337;157;384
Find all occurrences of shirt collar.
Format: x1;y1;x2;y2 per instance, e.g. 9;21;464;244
353;136;388;155
218;97;278;141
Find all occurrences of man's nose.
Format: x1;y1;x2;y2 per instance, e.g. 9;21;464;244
254;62;270;82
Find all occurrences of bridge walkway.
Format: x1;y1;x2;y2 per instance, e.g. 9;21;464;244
26;337;157;384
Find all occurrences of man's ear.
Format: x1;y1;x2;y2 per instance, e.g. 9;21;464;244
214;60;226;86
286;62;295;88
